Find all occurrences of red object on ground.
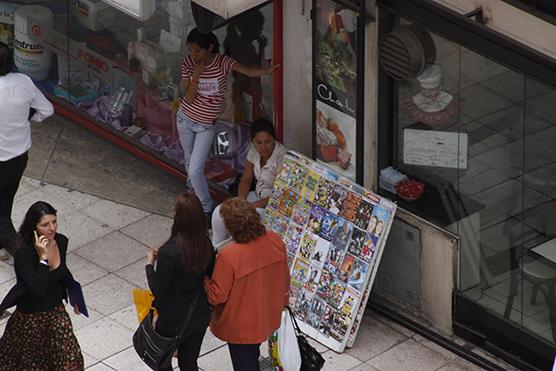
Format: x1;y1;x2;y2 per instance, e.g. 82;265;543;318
395;179;425;201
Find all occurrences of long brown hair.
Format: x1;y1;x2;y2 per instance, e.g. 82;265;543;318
166;192;212;273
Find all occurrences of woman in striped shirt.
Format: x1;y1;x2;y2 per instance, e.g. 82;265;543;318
178;28;277;222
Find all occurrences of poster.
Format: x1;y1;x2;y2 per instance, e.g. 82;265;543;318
264;151;396;352
313;0;358;181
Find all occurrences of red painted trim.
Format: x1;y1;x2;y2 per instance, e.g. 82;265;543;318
273;0;284;142
52;100;187;183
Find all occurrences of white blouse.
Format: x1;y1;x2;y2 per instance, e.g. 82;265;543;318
246;141;288;199
0;73;54;161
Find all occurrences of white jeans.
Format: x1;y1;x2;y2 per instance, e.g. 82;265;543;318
176;110;215;213
211;191;264;246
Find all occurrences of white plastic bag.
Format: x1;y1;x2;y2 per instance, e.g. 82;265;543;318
277;309;302;371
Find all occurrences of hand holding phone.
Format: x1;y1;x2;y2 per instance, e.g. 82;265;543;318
33;230;49;260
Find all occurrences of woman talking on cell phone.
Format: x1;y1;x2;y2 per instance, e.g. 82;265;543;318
0;201;84;370
177;28;278;223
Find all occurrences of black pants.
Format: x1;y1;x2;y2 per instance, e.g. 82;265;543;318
156;314;209;371
228;343;261;371
0;152;28;254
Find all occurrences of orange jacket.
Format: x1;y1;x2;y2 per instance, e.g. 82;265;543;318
204;231;290;344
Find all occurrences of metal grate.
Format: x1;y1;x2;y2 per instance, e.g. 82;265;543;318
379;25;436;80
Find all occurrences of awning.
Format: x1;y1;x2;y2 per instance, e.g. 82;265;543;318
191;0;269;18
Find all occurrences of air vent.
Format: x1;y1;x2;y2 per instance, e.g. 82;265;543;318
379;25;436;80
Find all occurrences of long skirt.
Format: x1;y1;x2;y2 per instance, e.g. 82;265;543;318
0;305;84;370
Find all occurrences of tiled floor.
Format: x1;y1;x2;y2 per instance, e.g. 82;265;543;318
1;176;509;370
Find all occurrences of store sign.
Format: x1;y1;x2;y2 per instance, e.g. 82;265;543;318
24;18;113;82
191;0;268;18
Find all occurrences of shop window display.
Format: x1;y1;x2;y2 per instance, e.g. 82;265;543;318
381;19;556;346
2;0;275;186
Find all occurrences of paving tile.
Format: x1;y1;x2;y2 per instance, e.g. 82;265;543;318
350;364;381;371
66;252;109;286
370;311;416;337
200;328;227;356
82;199;150;230
82;274;135;315
108;304;140;332
367;339;449;371
86;362;116;370
198;344;233;371
82;352;100;369
114;258;149;289
14;178;37;200
346;315;408;362
413;334;461;361
41;183;99;211
58;210;115;251
21;176;44;188
121;214;173;249
76;232;148;273
435;358;485;370
103;346;151;371
68;306;105;331
75;317;135;361
321;350;363;371
11;188;53;226
0;261;16;285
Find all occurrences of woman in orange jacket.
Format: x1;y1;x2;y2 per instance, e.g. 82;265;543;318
204;198;290;370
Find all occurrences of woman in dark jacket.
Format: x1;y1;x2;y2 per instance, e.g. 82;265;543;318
146;191;214;371
0;201;84;370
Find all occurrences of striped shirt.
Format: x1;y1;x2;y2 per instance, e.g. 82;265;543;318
180;54;237;124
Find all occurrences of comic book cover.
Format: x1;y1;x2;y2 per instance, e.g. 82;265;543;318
330;312;350;342
307;298;327;328
266;181;284;211
291;258;310;288
316;269;334;300
310;237;330;267
262;208;277;229
277;186;299;218
339;254;356;282
299;231;318;260
354;200;374;230
332;221;353;248
318;305;337;338
348;258;370;292
327;279;347;309
347;227;366;257
339;286;359;317
293;289;313;321
300;170;321;201
303;264;322;294
287;253;296;269
313;178;334;209
324;243;346;276
369;206;390;238
307;205;326;235
338;192;361;221
291;204;311;227
285;224;304;256
319;212;344;241
360;233;378;262
270;212;290;239
289;286;301;308
277;157;295;183
329;185;348;215
288;163;309;190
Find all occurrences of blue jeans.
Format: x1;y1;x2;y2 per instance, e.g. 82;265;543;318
176;110;215;213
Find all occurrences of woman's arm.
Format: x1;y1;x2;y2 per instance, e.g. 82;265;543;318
15;248;50;298
146;248;174;303
232;62;278;78
204;255;234;306
183;63;206;104
238;160;255;200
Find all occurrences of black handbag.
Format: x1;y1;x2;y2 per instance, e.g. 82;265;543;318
133;287;201;370
287;307;325;371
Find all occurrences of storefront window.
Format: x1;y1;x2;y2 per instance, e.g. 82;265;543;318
3;0;274;185
382;20;556;346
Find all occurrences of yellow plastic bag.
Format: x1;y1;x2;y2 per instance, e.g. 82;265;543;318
132;288;157;323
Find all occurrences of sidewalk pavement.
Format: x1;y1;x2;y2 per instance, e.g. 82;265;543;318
1;114;517;370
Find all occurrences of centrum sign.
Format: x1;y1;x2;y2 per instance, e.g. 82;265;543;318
24;17;113;82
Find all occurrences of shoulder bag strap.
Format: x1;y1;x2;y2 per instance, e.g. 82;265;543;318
175;285;202;346
286;306;303;335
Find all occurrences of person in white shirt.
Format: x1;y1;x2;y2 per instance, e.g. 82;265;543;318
211;119;288;246
0;42;54;258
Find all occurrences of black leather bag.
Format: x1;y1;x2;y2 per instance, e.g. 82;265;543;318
133;288;200;370
287;307;325;371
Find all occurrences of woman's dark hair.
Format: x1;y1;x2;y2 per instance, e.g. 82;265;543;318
250;118;276;140
165;192;212;273
0;42;13;76
186;28;219;53
17;201;57;249
220;198;265;243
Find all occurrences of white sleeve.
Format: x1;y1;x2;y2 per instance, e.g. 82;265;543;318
246;144;257;164
28;78;54;122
